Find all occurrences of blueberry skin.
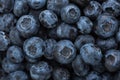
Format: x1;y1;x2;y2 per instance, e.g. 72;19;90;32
0;31;10;51
72;55;89;76
84;1;102;19
77;16;93;34
53;40;76;64
27;0;46;9
0;0;14;13
9;27;23;46
30;61;52;80
86;71;102;80
47;0;69;15
44;39;57;60
2;58;21;73
74;35;95;50
39;10;58;28
96;38;117;51
13;0;29;17
57;23;77;40
23;37;44;59
61;4;81;24
94;13;118;38
16;15;39;38
53;68;70;80
102;0;120;16
104;49;120;72
80;43;103;66
8;71;28;80
0;13;15;32
6;46;24;63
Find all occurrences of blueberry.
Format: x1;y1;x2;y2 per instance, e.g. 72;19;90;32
77;16;93;34
0;69;6;79
102;0;120;16
72;55;89;76
39;10;58;28
8;71;28;80
96;38;117;51
44;39;57;60
94;13;118;38
104;49;120;72
23;37;44;59
61;4;81;24
0;0;14;13
2;58;21;73
27;0;46;9
30;61;52;80
13;0;29;17
47;0;69;15
56;23;78;40
16;15;39;38
0;31;10;51
53;40;76;64
53;67;70;80
74;35;95;50
84;1;102;19
9;27;23;46
6;46;24;63
80;43;103;66
0;13;15;32
71;75;85;80
86;71;102;80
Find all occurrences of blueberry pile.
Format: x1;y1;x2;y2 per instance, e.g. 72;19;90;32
0;0;120;80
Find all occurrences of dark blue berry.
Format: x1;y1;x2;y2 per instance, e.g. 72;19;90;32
8;71;28;80
102;0;120;16
30;61;52;80
53;40;76;64
104;49;120;72
0;13;15;32
80;43;103;66
39;10;58;28
23;37;44;59
61;4;81;24
94;13;118;38
53;67;70;80
13;0;29;17
86;71;102;80
44;39;57;60
2;58;22;73
16;15;39;38
47;0;69;15
56;23;78;40
84;1;102;19
9;27;23;46
6;46;24;63
77;16;93;34
0;0;14;13
96;38;117;51
27;0;46;9
72;55;89;76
